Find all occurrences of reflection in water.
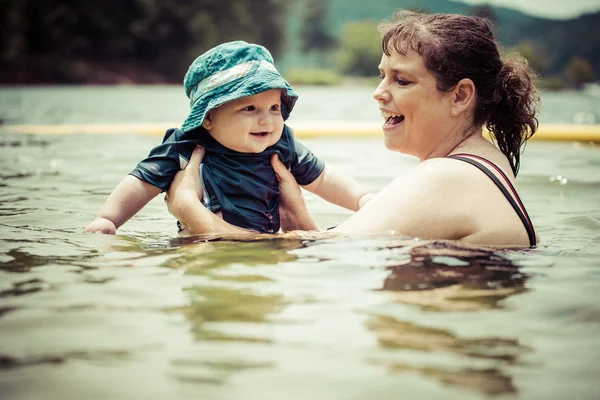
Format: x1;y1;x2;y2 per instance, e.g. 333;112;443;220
0;278;46;297
169;357;273;386
161;236;304;386
382;362;516;396
171;237;303;343
382;241;529;311
367;315;530;364
367;241;533;396
184;286;287;343
1;248;74;273
161;234;304;272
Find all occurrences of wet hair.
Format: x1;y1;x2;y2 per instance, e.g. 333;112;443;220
379;11;539;176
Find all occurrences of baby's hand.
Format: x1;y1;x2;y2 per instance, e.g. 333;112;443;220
85;217;117;234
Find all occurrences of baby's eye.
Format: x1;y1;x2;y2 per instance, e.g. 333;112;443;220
270;104;281;112
378;73;385;80
243;105;256;111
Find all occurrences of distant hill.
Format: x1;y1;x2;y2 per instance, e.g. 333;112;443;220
281;0;599;78
514;11;600;75
326;0;536;34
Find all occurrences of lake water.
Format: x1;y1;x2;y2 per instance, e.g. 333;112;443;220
0;86;599;400
0;85;599;125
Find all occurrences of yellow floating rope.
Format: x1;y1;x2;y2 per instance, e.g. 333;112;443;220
1;122;599;142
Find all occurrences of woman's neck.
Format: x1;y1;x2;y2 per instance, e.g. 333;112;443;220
421;125;484;161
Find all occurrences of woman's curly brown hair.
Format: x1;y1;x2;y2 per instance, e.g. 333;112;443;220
379;10;540;176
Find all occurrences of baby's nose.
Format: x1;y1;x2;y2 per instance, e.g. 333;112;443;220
258;113;274;128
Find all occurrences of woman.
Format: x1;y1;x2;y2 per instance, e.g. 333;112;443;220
168;11;540;247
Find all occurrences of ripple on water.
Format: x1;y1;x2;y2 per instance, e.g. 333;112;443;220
0;137;51;148
559;215;600;231
0;349;132;370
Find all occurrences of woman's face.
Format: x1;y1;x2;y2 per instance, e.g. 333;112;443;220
373;48;454;159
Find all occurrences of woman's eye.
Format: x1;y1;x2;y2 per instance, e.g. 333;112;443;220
378;73;385;80
396;79;411;86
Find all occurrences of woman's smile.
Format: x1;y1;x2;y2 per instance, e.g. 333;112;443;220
381;108;405;130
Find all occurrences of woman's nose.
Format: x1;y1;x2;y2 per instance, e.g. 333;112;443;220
373;80;389;103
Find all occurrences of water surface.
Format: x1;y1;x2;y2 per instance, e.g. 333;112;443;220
0;86;599;400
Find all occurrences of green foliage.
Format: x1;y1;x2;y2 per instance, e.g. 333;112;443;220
513;40;549;74
299;0;336;53
539;77;568;91
2;0;600;86
563;56;596;88
284;68;343;86
405;6;430;14
290;0;600;85
336;21;381;77
469;5;498;25
0;0;293;83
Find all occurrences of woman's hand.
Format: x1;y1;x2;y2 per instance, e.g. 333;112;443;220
166;146;205;214
167;146;251;235
166;146;210;232
270;154;320;232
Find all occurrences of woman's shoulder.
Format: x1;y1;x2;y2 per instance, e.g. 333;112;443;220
406;157;479;184
414;154;513;180
375;157;482;209
389;157;496;209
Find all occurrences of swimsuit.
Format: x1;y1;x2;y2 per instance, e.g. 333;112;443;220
447;153;536;247
131;124;325;233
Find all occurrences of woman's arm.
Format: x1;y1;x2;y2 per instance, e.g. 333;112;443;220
333;159;472;238
272;154;535;245
85;175;162;234
166;146;252;235
302;164;372;211
272;155;470;239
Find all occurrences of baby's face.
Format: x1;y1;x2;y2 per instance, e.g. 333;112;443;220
203;89;285;153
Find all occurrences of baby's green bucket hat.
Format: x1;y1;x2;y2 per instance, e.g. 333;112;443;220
181;41;297;133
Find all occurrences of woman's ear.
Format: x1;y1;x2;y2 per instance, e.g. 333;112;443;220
450;78;476;117
202;113;213;130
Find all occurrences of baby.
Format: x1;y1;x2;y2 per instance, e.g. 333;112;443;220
85;41;371;235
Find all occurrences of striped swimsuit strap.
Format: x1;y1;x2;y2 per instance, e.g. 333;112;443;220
447;153;536;247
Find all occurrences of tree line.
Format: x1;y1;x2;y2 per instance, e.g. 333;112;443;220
0;0;292;84
0;0;596;89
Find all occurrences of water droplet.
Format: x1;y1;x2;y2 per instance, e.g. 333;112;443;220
550;175;568;185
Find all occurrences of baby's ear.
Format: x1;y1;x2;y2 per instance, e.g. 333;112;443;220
202;113;212;129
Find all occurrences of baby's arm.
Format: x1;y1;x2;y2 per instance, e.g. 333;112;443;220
302;164;372;212
85;175;162;234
